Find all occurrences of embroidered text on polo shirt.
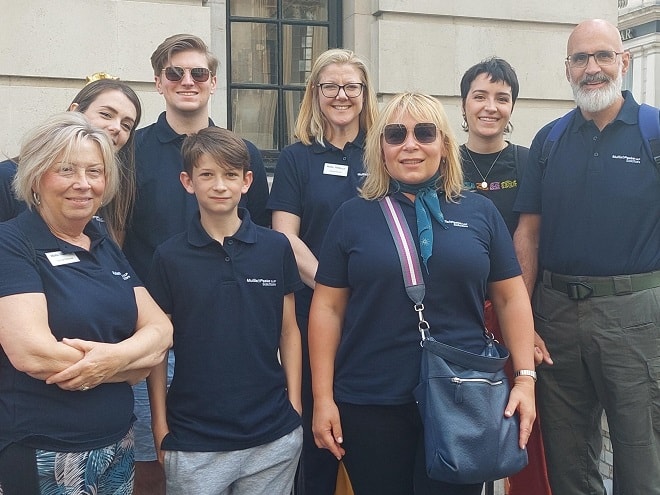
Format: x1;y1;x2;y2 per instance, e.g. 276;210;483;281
246;278;278;287
611;154;641;164
444;219;469;228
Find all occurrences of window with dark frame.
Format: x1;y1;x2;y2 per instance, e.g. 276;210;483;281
228;0;341;171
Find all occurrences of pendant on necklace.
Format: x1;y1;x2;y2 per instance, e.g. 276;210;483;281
464;146;504;193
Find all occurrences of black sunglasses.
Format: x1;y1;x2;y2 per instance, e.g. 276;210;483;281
383;123;437;145
162;66;212;83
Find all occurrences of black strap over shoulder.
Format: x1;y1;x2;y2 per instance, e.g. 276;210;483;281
541;104;660;177
638;103;660;173
513;144;530;184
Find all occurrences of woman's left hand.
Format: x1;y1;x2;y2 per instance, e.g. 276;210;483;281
45;338;125;391
504;378;536;449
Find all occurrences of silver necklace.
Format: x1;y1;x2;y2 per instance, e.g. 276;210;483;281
464;146;504;190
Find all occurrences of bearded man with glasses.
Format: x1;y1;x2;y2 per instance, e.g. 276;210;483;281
514;19;660;495
123;34;271;495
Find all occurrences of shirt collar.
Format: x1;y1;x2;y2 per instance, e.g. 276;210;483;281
154;112;216;144
16;209;107;252
186;207;258;247
615;90;638;125
310;128;366;154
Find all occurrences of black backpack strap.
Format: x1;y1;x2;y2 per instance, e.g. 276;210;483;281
513;144;529;184
638;103;660;174
539;108;577;176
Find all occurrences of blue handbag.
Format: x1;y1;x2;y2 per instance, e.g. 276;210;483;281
380;196;528;484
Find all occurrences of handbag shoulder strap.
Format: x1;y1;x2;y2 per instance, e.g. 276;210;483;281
379;195;495;348
379;196;425;304
379;196;431;342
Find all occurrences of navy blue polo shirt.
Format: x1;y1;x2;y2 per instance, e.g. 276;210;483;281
267;131;366;315
0;159;26;222
315;192;520;405
0;210;139;452
147;209;304;452
123;112;271;280
461;143;522;236
514;91;660;275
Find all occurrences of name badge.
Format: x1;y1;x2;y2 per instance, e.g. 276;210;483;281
323;163;349;177
45;251;80;266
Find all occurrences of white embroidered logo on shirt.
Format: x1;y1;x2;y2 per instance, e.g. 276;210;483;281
444;220;469;228
611;154;641;164
247;278;277;287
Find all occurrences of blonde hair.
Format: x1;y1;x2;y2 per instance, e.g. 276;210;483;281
295;49;378;146
13;112;119;210
360;92;463;201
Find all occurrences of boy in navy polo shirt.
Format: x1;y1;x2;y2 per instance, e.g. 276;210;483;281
146;127;303;495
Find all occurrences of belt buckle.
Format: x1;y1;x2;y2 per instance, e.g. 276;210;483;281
566;282;593;300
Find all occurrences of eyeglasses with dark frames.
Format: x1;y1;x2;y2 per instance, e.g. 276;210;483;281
383;123;438;146
565;51;623;68
162;66;212;83
317;83;365;98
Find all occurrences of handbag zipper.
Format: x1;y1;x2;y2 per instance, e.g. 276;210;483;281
450;377;503;386
450;376;504;403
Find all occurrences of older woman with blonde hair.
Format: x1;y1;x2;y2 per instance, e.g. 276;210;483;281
267;48;378;494
0;75;141;244
309;93;536;495
0;112;172;494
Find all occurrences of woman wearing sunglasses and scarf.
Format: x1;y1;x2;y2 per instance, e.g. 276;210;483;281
459;58;552;495
308;93;536;495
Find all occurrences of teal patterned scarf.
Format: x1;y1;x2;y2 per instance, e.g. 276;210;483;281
390;172;446;271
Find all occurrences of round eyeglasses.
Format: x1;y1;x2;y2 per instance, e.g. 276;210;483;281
565;51;623;69
317;83;365;98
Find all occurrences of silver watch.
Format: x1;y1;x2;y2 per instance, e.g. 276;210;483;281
514;369;537;382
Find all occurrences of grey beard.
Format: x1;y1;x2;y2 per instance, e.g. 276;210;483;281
571;72;622;113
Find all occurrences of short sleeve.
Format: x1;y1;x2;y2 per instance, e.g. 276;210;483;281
0;223;44;297
267;146;305;217
145;248;174;314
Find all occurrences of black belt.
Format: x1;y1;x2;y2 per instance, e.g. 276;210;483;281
543;270;660;300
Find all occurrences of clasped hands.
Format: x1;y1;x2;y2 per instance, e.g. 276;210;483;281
45;338;144;391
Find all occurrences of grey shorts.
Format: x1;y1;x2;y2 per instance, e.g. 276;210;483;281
164;426;303;495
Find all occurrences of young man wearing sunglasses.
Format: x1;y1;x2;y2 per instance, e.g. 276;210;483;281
123;33;271;495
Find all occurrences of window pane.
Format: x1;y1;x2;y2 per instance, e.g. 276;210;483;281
231;22;278;84
232;89;278;150
230;1;277;19
284;90;305;145
282;25;328;85
283;0;328;21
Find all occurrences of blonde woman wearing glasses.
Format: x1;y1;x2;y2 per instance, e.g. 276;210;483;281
267;48;378;495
